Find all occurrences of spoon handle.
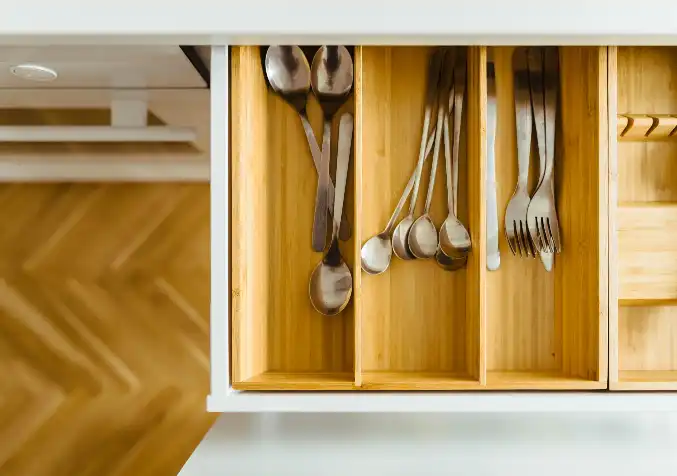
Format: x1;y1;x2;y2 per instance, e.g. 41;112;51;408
452;54;466;219
333;113;354;239
384;131;436;234
423;48;455;214
408;49;444;216
311;119;332;252
299;111;352;241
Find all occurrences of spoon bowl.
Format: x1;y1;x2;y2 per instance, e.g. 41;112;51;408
392;216;416;260
438;217;472;258
408;215;438;259
311;46;354;107
309;241;353;315
360;233;392;275
435;248;467;271
264;46;311;111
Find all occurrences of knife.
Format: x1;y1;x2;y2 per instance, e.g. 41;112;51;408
486;62;500;271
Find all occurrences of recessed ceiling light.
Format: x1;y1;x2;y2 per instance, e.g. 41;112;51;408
10;63;58;82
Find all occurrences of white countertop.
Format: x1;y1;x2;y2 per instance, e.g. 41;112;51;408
4;0;677;45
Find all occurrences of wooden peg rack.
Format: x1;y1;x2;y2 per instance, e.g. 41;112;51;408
618;114;677;140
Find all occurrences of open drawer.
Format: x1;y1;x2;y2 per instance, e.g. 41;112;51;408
610;46;677;390
227;45;608;392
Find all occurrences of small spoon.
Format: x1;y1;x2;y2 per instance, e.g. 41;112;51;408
392;49;445;261
439;56;472;259
361;133;436;275
310;46;354;252
310;113;354;316
264;45;351;241
408;50;456;259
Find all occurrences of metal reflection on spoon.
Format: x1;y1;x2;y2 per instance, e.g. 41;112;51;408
361;133;435;275
264;45;352;241
310;113;354;315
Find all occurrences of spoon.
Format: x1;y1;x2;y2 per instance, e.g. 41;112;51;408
310;45;354;252
392;49;445;261
264;45;351;241
310;113;354;315
438;55;472;259
435;88;467;271
408;49;456;259
361;133;436;275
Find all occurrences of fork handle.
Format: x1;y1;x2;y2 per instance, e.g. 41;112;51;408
515;71;533;189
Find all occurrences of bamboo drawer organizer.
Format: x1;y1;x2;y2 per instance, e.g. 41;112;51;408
610;46;677;390
229;45;676;392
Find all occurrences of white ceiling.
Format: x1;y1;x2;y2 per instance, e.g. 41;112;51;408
0;46;208;89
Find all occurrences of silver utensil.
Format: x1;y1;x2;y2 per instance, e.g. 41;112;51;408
409;50;455;259
486;62;500;271
505;47;535;257
392;48;445;261
435;114;467;271
361;133;436;275
264;46;351;241
437;53;471;259
527;47;561;255
310;46;354;252
310;113;354;315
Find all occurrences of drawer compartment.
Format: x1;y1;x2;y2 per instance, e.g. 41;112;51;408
485;47;608;389
611;46;677;389
230;45;608;391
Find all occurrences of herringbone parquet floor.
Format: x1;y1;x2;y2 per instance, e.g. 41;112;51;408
0;183;216;475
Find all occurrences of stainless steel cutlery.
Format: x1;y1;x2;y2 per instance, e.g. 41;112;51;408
505;46;561;271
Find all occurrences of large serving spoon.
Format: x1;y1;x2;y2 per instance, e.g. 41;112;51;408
361;133;436;275
310;46;354;252
408;49;456;259
438;55;471;259
264;45;351;241
392;48;445;261
310;113;354;315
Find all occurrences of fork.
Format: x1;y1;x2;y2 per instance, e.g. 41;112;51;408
527;47;561;253
504;47;535;257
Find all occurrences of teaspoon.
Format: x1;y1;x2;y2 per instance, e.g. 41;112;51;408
439;56;471;258
408;50;456;259
309;113;354;316
361;133;436;275
310;46;354;252
392;49;445;261
264;45;351;241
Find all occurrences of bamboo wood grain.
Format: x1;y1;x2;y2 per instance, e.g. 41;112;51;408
354;46;363;387
609;46;620;387
231;46;356;390
466;46;487;384
613;47;677;390
485;47;607;389
618;204;677;302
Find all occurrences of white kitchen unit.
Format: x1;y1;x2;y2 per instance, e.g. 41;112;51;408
6;0;677;413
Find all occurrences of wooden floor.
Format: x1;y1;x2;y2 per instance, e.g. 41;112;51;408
0;183;215;475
